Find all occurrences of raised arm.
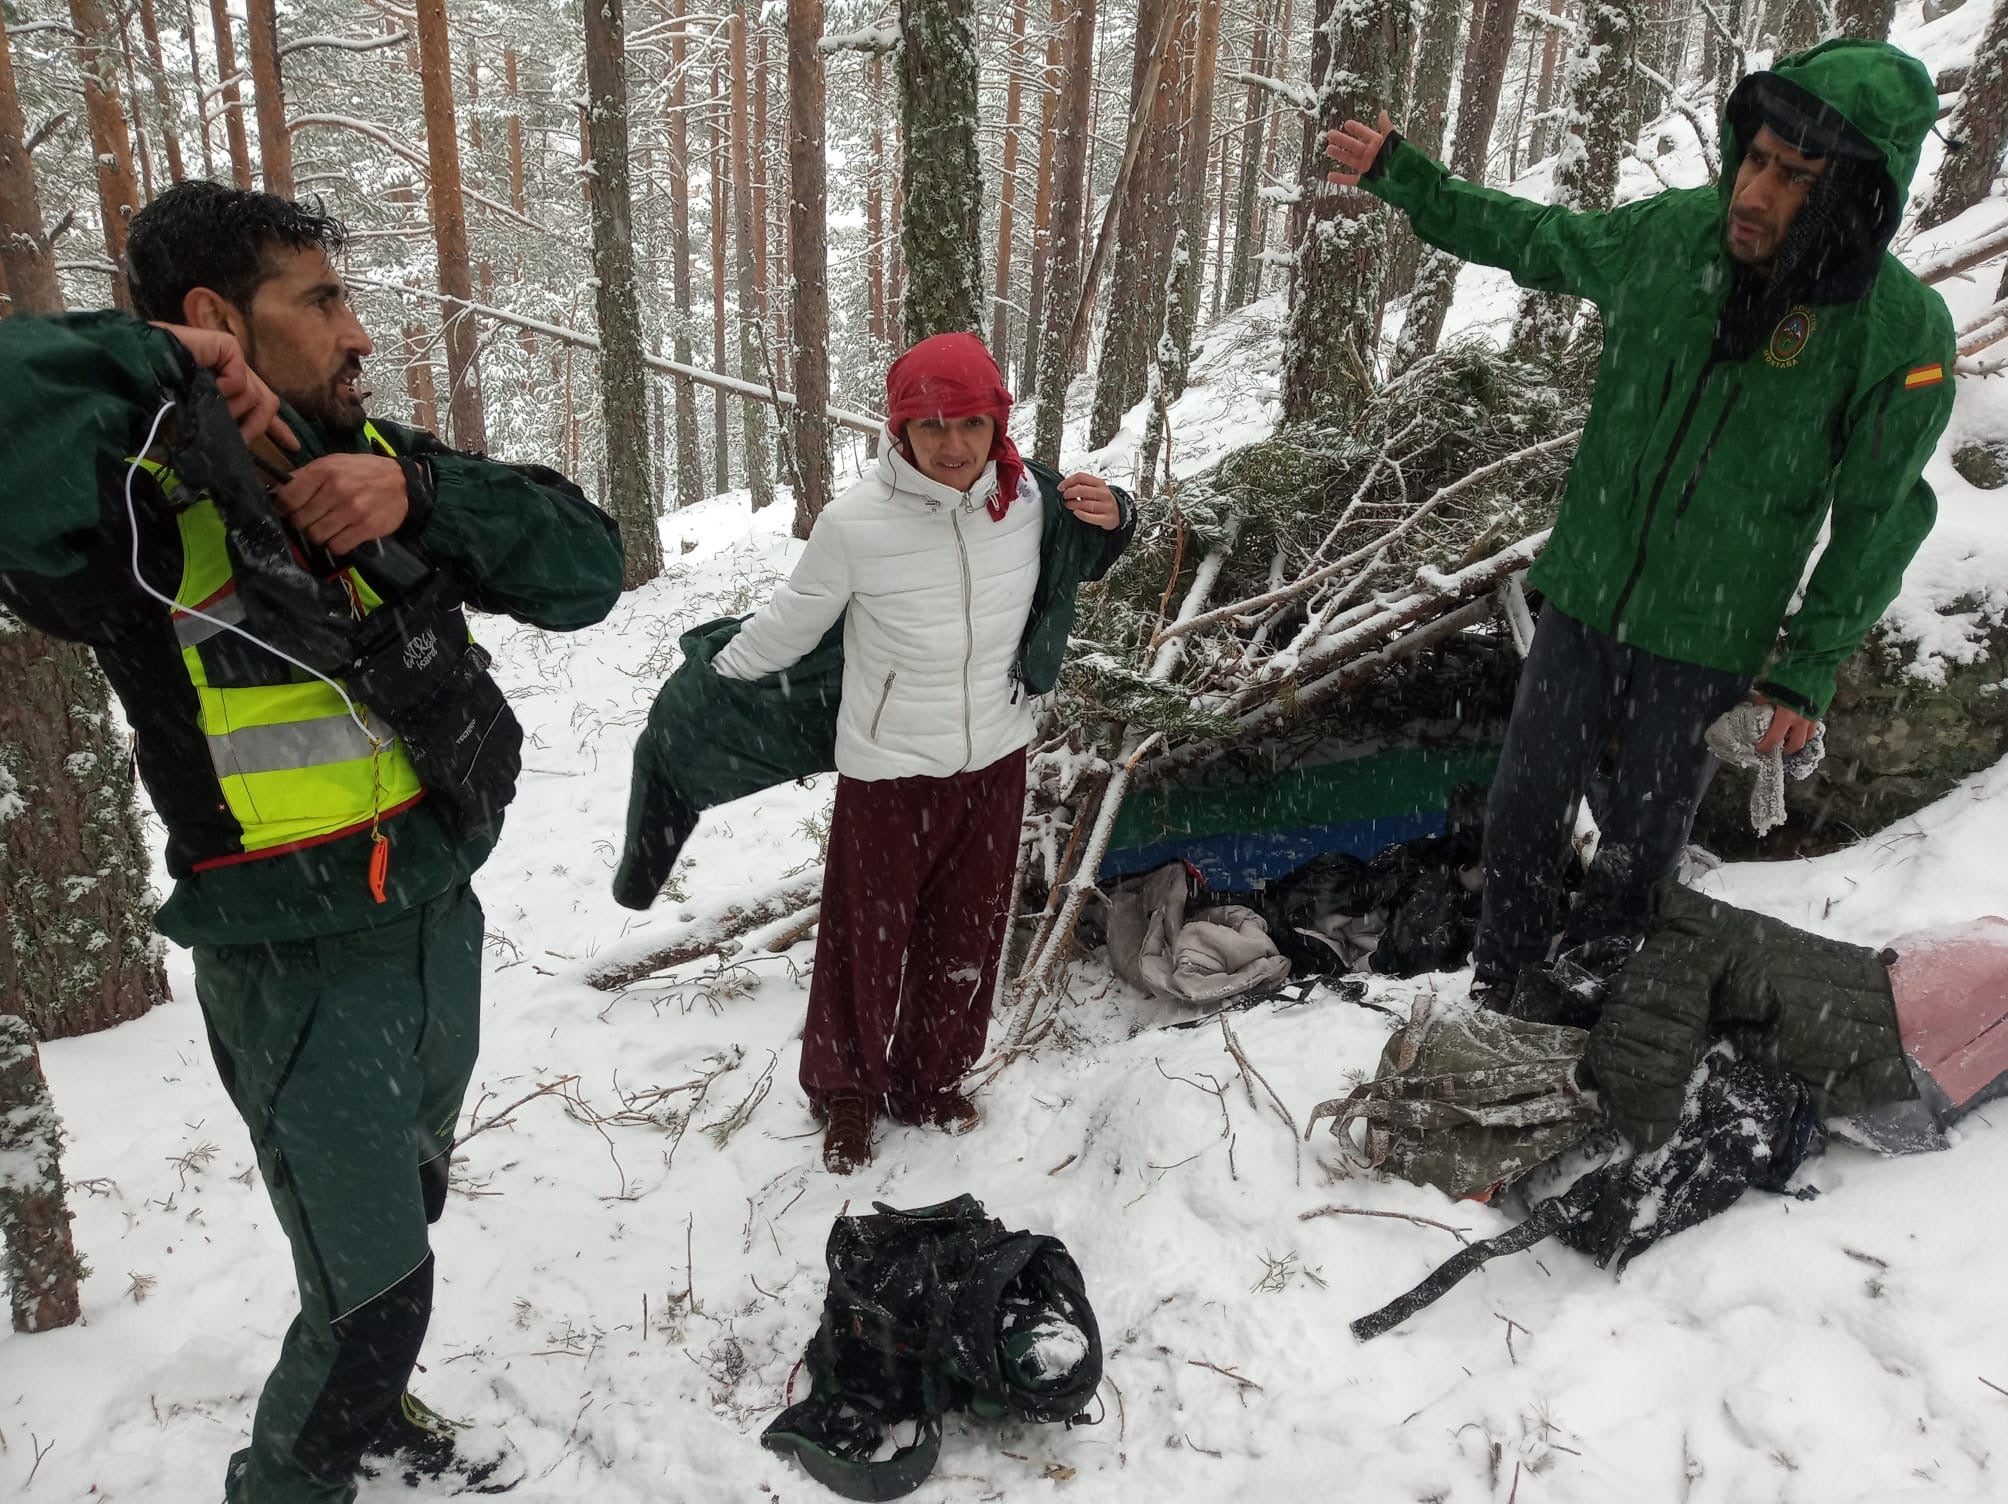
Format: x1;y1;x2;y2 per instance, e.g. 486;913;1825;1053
1325;111;1645;307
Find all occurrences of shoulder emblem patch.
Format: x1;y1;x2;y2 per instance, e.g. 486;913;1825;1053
1764;307;1816;368
1904;363;1946;390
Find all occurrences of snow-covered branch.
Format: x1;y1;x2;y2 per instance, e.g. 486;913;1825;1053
1692;0;1748;80
344;275;884;435
1632;61;1721;177
279;32;411;59
1912;219;2008;286
1234;71;1316;116
289;115;545;234
820;25;900;54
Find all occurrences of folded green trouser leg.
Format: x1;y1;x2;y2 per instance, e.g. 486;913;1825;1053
197;884;484;1504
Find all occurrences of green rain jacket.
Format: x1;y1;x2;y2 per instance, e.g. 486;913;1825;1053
1363;39;1956;716
0;312;625;946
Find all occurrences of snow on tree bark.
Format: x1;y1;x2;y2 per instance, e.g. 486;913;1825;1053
1165;0;1225;404
136;0;187;186
68;0;143;310
245;0;293;197
729;7;775;510
1773;0;1828;54
0;26;62;316
990;0;1031;377
583;0;662;586
1531;0;1565;163
788;0;834;537
207;0;253;189
1387;0;1468;299
1835;0;1898;40
898;0;986;346
0;1014;86;1332
0;621;168;1044
711;62;732;494
413;0;487;452
1919;0;2008;230
1510;1;1635;357
1032;0;1098;463
1088;0;1189;450
1022;1;1065;393
1280;0;1413;424
1225;2;1276;312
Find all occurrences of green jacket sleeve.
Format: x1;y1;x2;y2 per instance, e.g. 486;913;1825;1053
1363;136;1647;306
1762;338;1955;718
0;313;192;642
373;420;625;632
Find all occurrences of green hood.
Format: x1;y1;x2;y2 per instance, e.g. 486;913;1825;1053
1718;39;1939;210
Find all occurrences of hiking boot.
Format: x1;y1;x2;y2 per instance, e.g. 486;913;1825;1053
358;1392;523;1495
887;1089;981;1135
820;1091;875;1175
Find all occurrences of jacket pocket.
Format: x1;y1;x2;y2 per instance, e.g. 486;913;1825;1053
869;670;897;740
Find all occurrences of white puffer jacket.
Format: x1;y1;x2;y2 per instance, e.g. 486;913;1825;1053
713;432;1042;781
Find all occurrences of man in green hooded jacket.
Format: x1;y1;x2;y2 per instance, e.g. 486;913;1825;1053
0;183;624;1501
1324;40;1957;1001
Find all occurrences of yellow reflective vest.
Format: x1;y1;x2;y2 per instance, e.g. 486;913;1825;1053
141;422;425;869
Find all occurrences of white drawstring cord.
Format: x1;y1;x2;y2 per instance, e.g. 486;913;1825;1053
125;398;382;747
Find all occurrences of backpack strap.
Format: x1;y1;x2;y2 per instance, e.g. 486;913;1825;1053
761;1399;944;1502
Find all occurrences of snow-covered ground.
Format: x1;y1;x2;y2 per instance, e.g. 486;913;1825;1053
11;7;2008;1500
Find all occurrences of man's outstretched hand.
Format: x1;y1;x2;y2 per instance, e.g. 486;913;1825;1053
1752;695;1818;758
1324;111;1394;187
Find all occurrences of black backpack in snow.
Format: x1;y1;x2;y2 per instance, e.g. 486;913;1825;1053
761;1195;1103;1501
1350;1050;1821;1340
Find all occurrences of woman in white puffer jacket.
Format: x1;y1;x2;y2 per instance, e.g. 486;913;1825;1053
715;333;1127;1174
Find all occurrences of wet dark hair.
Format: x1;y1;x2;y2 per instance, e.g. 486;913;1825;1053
125;180;348;324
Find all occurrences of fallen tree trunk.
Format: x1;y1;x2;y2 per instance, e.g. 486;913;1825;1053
588;877;824;991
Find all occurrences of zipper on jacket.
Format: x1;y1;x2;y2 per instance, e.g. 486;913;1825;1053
1627;360;1678;512
1672;382;1745;521
1610;357;1720;638
869;670;897;740
951;507;976;769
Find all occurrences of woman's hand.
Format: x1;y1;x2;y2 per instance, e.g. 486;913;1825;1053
1058;472;1123;530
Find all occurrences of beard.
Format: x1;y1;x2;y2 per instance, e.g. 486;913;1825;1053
284;366;368;439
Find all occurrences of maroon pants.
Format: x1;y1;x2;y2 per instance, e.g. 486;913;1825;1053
802;750;1026;1116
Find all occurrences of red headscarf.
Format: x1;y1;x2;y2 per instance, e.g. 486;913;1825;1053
885;332;1025;520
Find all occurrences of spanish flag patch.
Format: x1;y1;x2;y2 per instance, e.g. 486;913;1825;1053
1905;363;1946;389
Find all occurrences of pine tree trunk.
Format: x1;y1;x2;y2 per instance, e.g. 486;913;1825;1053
0;623;168;1042
244;0;292;196
1022;1;1064;392
787;0;833;537
1281;1;1410;422
69;0;143;309
1835;0;1897;39
0;1016;86;1333
1531;0;1564;162
183;0;215;179
1387;0;1467;298
1449;0;1525;179
897;0;985;346
730;8;775;509
1919;0;2008;230
403;324;440;432
505;47;527;213
1511;1;1635;355
1165;0;1224;402
137;0;186;185
991;0;1031;376
207;0;252;188
711;63;731;493
665;1;704;508
1773;0;1826;53
583;0;661;585
0;27;63;316
1403;0;1523;362
1087;0;1186;448
1224;4;1272;312
868;54;888;348
414;0;486;452
1032;0;1098;463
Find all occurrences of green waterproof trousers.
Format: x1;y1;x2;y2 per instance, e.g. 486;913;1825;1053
195;883;484;1504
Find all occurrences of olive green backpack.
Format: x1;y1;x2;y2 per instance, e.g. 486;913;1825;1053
1307;994;1596;1200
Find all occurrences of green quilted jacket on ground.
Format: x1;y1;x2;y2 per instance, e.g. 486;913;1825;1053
1587;882;1914;1150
